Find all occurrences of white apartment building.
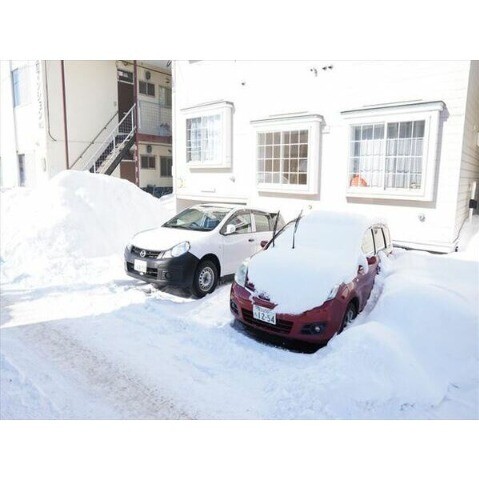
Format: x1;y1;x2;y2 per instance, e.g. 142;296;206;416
0;60;173;194
173;61;479;252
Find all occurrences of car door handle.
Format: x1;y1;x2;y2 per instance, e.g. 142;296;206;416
248;238;255;242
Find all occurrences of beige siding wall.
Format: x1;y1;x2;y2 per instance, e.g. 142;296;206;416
455;61;479;238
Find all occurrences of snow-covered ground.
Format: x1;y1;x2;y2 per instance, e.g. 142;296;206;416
1;172;478;419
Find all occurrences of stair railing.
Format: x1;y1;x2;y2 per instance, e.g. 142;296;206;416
72;104;136;172
69;110;119;170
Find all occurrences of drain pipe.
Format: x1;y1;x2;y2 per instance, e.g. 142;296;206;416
61;60;69;169
133;60;140;186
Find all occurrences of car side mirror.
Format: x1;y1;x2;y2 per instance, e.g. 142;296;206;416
367;256;377;265
260;240;268;248
225;224;236;235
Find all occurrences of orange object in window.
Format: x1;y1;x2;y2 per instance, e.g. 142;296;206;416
350;175;368;187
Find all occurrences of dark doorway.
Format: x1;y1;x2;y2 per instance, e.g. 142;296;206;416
117;70;136;184
120;160;136;184
18;154;25;186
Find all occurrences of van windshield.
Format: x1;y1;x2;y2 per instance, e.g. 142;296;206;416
163;206;231;232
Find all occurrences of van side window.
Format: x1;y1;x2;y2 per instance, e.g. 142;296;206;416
361;229;375;256
373;227;386;253
227;213;252;234
253;213;271;233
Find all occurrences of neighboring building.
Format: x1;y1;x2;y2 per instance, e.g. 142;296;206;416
0;60;173;194
173;60;479;252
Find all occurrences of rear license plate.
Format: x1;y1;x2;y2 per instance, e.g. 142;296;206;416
134;259;147;273
253;304;276;325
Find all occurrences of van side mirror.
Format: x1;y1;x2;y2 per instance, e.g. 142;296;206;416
367;256;377;265
260;240;268;248
225;224;236;235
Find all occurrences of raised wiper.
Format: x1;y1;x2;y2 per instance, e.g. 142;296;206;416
292;209;303;249
271;211;280;247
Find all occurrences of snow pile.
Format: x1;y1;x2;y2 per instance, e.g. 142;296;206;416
247;210;377;314
456;215;479;260
0;171;175;282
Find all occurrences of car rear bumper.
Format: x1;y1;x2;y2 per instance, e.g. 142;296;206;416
124;248;199;288
230;282;345;345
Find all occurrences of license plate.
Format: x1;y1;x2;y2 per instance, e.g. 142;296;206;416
253;304;276;325
134;259;147;273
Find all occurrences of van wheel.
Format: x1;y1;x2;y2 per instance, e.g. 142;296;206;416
192;260;219;298
340;302;357;332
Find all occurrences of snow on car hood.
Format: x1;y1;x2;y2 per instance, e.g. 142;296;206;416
247;210;374;315
130;226;210;251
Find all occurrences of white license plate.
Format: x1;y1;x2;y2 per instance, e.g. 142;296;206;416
134;259;147;273
253;304;276;325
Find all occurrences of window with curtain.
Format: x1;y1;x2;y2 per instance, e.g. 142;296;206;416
186;114;222;164
349;120;425;191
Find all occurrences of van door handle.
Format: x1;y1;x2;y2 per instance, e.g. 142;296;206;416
248;238;255;242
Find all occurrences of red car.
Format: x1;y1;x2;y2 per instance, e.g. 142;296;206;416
230;210;392;346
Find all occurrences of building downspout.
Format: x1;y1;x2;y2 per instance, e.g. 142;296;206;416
60;60;69;169
133;60;140;186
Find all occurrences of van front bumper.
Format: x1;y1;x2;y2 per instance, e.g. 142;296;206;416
124;248;199;288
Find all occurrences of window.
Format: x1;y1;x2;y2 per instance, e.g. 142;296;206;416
382;226;392;249
160;156;172;177
226;213;252;234
373;227;386;252
12;68;30;107
159;86;172;108
253;213;271;232
140;155;156;169
349;120;425;191
182;101;233;168
139;81;155;97
343;101;444;201
361;229;375;256
251;114;322;194
257;130;309;186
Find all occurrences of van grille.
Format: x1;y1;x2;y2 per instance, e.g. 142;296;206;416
131;246;163;259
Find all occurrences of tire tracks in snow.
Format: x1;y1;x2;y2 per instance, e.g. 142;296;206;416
2;320;191;419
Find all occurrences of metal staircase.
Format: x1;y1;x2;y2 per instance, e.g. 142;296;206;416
70;104;136;175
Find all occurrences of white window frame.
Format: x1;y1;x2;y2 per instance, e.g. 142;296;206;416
342;101;444;201
251;114;322;195
181;101;233;169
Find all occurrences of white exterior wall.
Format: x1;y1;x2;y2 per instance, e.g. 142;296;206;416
44;60;118;177
455;61;479;236
0;60;47;187
173;61;472;252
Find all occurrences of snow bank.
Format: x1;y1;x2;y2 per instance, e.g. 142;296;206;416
247;210;377;314
0;171;175;282
456;215;479;260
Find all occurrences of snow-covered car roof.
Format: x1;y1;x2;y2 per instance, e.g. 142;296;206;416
246;209;387;314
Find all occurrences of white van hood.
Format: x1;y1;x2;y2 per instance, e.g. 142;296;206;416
130;226;210;251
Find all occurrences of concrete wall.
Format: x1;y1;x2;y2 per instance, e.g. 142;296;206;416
173;60;472;251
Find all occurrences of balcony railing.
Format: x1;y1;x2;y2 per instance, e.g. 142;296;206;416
138;100;172;137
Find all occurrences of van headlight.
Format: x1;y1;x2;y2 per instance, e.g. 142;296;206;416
235;259;250;288
162;241;190;259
